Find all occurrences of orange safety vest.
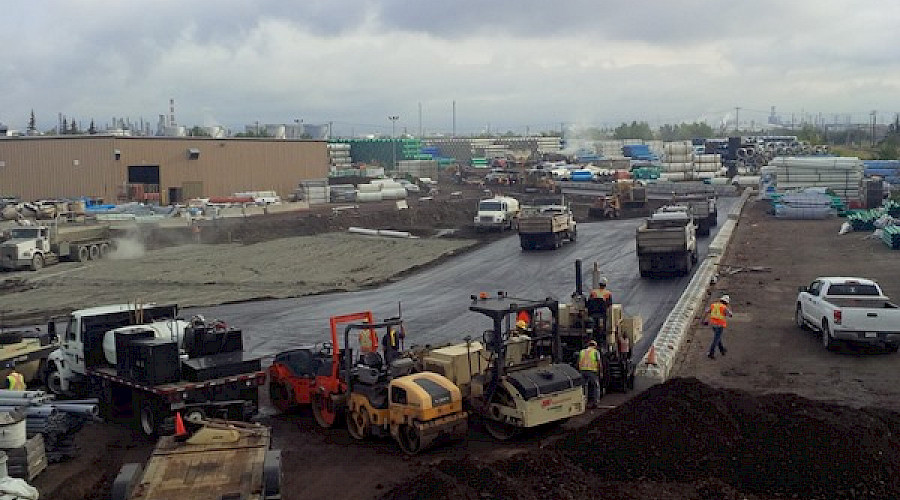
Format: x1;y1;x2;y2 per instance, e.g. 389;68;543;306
6;372;25;391
359;329;378;353
590;289;612;302
709;302;728;327
516;310;531;325
578;347;600;372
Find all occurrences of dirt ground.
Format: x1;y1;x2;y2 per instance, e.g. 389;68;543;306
0;193;489;325
23;193;900;500
672;199;900;411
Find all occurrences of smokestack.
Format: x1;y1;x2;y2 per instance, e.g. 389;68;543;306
452;100;456;137
169;98;176;127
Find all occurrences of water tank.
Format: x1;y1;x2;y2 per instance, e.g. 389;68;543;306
103;320;189;365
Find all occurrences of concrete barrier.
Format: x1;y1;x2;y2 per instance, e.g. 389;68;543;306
635;189;752;381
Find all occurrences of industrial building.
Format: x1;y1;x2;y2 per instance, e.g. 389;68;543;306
0;136;329;205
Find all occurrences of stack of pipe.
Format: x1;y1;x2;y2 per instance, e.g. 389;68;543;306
0;390;98;463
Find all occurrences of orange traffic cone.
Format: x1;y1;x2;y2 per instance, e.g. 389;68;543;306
647;345;658;366
174;412;188;441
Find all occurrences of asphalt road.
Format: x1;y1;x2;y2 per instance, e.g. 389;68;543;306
190;197;737;362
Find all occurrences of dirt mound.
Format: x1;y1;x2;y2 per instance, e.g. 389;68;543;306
381;378;900;500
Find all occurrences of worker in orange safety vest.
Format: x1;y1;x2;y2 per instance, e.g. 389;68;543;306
577;340;602;408
587;278;612;338
704;295;733;359
358;322;378;354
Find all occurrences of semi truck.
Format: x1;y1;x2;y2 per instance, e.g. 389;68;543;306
636;206;698;277
45;303;266;436
517;199;577;250
0;223;113;271
473;196;520;231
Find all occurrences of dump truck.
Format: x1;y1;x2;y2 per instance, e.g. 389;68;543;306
112;419;281;500
0;222;112;271
411;294;585;440
672;194;718;236
268;312;467;455
45;303;266;436
636;206;698;277
517;198;577;250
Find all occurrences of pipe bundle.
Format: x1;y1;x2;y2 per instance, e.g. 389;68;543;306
0;391;98;463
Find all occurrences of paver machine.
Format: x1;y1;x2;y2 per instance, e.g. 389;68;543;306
268;312;467;454
557;260;641;394
411;293;585;440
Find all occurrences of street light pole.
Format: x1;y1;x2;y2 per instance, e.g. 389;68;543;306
389;115;399;170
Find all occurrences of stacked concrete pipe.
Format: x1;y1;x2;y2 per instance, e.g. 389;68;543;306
636;188;752;382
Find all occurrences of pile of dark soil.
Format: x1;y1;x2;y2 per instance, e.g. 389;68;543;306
381;378;900;500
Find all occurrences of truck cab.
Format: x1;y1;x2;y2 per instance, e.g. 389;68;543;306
473;196;520;231
0;226;50;270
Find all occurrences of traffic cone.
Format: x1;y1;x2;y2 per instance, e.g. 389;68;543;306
647;345;658;366
174;412;188;441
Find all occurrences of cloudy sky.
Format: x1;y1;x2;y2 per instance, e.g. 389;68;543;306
1;1;898;136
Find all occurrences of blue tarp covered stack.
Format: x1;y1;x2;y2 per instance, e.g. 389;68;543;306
621;144;658;162
863;160;900;185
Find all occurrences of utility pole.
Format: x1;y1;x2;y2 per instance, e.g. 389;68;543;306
389;115;399;169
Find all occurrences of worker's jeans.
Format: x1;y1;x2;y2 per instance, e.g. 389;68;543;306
709;326;726;356
580;370;600;405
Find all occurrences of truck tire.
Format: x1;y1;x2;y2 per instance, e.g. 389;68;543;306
99;242;110;258
263;450;282;499
111;463;144;500
89;244;100;260
76;245;90;262
795;304;808;330
45;363;64;395
821;319;838;351
30;254;44;271
569;228;577;242
134;393;162;437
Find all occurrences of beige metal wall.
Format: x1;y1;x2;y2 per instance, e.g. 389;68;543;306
0;136;329;204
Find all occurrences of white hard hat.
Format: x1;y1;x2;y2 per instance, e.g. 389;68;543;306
720;295;730;304
598;276;608;286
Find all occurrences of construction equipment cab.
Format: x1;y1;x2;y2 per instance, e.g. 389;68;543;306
413;294;585;440
268;312;467;454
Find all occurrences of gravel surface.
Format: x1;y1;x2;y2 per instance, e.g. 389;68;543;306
0;233;474;323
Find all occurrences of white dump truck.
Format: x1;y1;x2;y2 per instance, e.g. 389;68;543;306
473;196;520;231
636;206;698;277
0;223;112;271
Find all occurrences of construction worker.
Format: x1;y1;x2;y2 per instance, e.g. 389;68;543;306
704;295;733;359
382;326;405;366
358;321;378;355
577;340;602;408
516;309;531;329
2;369;25;391
587;278;612;338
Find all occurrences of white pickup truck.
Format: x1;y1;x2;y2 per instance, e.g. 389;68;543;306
796;277;900;352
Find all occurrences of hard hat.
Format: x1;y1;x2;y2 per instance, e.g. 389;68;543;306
587;340;598;346
516;320;528;330
720;295;730;304
598;277;608;286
